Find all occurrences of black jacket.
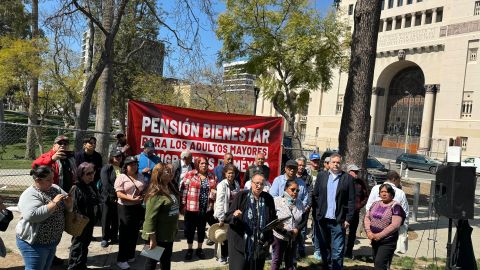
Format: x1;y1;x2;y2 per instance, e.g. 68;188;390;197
75;151;103;182
72;180;100;222
100;164;118;203
312;170;355;224
225;190;277;254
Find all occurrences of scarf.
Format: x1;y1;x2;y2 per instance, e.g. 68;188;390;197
243;191;266;261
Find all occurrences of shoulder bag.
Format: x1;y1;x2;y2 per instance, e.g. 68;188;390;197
65;186;90;237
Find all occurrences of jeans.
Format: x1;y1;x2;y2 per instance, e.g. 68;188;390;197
318;219;346;270
16;237;58;270
144;241;173;270
271;236;296;270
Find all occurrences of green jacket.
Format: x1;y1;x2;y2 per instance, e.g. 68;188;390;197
142;193;179;242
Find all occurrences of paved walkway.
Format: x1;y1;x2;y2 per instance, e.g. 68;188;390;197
2;201;479;269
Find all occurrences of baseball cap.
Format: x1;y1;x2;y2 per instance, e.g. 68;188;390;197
285;160;298;168
123;156;138;165
110;149;123;157
54;135;69;144
347;164;360;172
143;140;155;149
310;153;321;160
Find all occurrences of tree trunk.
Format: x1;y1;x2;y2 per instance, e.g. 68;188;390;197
338;0;382;168
25;0;40;159
95;0;115;161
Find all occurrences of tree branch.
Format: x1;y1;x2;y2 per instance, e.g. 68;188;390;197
144;1;192;50
71;0;109;35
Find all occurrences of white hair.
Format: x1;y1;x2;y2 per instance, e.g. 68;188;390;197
180;150;192;160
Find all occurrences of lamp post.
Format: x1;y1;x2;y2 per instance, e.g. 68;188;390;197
253;87;260;115
404;91;412;153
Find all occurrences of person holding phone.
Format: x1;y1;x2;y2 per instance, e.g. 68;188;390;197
114;156;147;270
32;135;77;192
16;165;73;270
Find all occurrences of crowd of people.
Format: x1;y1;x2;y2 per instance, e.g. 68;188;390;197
12;133;410;270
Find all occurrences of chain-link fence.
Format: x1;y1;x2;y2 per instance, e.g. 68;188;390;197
0;122;114;192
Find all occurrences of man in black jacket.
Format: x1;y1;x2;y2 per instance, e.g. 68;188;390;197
312;153;355;270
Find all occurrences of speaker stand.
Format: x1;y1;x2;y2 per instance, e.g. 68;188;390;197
446;219;477;270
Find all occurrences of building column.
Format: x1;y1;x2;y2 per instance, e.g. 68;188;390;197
369;87;384;144
419;84;439;152
432;9;437;23
421;10;427;25
383;18;388;32
401;14;406;28
392;17;397;30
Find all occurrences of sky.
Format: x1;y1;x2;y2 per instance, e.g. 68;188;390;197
40;0;335;78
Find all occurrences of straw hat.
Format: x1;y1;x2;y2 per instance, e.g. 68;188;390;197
207;223;229;243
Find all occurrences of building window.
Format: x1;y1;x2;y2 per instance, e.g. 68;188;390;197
336;94;344;114
388;0;394;9
475;1;480;16
460;137;468;151
386;19;393;31
461;100;473;118
348;4;354;15
417;0;422;2
397;0;403;7
405;15;412;27
436;9;443;22
315;127;319;137
395;17;402;29
415;13;421;26
381;0;385;10
425;11;433;24
469;48;478;62
407;0;413;4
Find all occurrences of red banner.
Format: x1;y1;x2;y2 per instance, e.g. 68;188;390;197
127;100;283;183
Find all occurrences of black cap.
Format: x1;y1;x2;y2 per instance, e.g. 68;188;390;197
123;156;138;165
285;160;298;168
115;132;125;139
110;149;123;157
143;140;155;149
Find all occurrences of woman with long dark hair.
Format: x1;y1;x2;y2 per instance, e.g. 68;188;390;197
67;162;100;270
142;162;180;270
114;156;146;270
180;156;217;260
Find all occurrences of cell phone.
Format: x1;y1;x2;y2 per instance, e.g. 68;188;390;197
63;151;74;158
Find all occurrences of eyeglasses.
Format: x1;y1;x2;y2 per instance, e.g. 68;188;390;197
289;188;299;193
57;141;69;146
85;171;95;176
252;182;264;187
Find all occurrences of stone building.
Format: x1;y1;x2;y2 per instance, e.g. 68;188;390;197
256;0;480;158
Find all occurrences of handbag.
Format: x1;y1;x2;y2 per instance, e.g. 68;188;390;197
64;186;90;237
0;208;13;231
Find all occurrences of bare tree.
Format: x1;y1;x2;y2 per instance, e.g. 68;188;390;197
338;0;383;168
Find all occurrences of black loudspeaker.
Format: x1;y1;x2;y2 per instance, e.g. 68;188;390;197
434;165;476;219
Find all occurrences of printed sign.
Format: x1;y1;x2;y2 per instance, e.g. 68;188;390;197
127;100;283;183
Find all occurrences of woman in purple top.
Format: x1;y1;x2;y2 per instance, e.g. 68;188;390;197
364;184;405;270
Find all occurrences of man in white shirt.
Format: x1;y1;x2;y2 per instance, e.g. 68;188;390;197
173;150;194;189
365;170;409;254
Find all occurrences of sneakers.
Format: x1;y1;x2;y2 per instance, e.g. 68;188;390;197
116;261;130;269
101;240;109;248
196;248;206;259
217;257;228;265
185;249;193;260
313;251;322;262
206;239;215;246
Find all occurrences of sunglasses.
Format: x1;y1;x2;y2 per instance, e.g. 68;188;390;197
289;188;300;193
87;141;96;145
57;141;69;146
